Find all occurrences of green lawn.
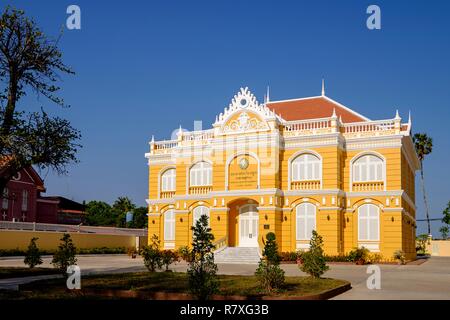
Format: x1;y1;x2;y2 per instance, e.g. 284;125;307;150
0;267;60;279
1;271;349;300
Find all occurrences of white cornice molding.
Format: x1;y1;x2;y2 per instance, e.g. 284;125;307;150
146;198;175;205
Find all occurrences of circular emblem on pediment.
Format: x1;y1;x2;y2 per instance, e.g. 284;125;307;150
239;157;249;170
239;97;248;108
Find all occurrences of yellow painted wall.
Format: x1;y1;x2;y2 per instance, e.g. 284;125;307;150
0;230;145;251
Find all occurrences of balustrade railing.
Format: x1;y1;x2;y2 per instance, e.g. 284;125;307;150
352;181;384;192
160;191;175;199
291;180;321;190
189;186;212;195
284;118;331;136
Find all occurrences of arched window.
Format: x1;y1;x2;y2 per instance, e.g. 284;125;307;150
353;155;383;182
190;162;212;186
193;206;210;227
161;168;176;191
358;204;380;241
296;203;316;240
164;210;175;241
292;154;321;181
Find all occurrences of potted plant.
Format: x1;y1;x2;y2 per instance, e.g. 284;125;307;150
393;249;406;265
127;247;137;259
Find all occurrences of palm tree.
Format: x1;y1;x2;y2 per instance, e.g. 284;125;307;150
413;133;433;235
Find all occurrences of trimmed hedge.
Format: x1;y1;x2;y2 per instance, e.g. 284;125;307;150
0;247;128;257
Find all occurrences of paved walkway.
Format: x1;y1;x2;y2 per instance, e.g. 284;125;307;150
1;255;449;299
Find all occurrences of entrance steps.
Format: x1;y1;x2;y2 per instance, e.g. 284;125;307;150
214;247;261;264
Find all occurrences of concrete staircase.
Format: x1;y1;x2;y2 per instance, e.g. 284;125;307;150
214;247;261;264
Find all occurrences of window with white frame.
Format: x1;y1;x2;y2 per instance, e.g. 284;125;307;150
22;190;28;211
190;162;212;186
193;206;210;227
296;203;316;240
161;168;176;192
164;210;175;241
292;154;321;181
2;188;8;210
358;204;380;241
353;155;383;182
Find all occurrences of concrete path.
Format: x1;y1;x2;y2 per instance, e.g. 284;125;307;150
1;255;449;299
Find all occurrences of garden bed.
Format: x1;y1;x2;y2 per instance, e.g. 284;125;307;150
7;272;350;300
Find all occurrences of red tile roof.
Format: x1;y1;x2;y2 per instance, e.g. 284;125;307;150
267;96;369;123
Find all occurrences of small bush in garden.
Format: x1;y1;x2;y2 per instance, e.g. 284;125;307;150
52;234;77;275
255;232;285;293
188;214;218;300
161;250;179;271
24;237;43;268
367;253;383;264
299;231;329;278
393;249;406;265
348;247;370;264
177;246;192;262
141;234;163;272
324;254;350;262
280;251;300;262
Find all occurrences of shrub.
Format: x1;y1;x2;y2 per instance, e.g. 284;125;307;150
177;246;192;262
348;247;370;264
141;234;163;272
299;231;329;278
280;251;300;262
324;254;350;262
52;234;77;275
188;214;218;300
393;249;406;265
416;234;429;255
367;253;384;264
24;237;43;268
161;250;179;271
255;232;285;293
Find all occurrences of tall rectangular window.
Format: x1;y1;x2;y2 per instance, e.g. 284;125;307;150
2;188;8;210
22;190;28;211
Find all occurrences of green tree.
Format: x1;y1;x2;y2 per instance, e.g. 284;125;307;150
24;237;42;268
0;7;80;197
85;201;115;226
442;201;450;225
112;197;135;227
130;206;148;228
188;214;218;300
255;232;285;293
52;233;77;275
413;133;433;235
439;226;449;239
141;234;163;272
300;231;329;278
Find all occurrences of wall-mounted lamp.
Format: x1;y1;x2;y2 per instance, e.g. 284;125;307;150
265;214;268;220
346;217;350;223
180;217;183;223
284;216;288;221
217;216;220;221
327;215;330;221
391;217;394;222
152;220;155;224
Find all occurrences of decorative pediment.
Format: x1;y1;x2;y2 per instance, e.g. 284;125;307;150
213;87;281;134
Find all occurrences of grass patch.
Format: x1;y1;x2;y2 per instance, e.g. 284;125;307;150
0;272;349;300
0;267;60;279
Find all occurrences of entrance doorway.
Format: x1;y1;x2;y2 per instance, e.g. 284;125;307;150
239;204;259;247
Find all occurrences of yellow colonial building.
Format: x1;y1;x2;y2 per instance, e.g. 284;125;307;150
145;86;419;261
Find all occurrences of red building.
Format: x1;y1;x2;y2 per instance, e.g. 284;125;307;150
1;166;85;224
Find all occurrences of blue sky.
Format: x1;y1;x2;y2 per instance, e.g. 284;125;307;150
3;0;450;236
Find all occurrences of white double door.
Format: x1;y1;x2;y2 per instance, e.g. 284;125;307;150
239;204;259;247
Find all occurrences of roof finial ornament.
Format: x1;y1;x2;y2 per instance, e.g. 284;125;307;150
408;110;411;124
321;78;325;96
331;107;337;118
394;109;401;120
179;125;183;133
266;85;270;103
151;135;154;143
339;115;343;123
